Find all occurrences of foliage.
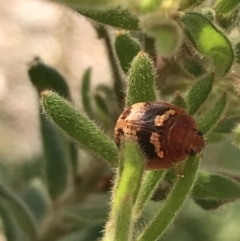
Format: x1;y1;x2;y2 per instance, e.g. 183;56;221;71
1;0;240;241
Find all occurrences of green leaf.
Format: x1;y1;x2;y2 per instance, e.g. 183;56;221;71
0;202;26;241
94;84;119;119
0;183;38;241
198;93;227;134
69;142;79;177
94;93;109;116
214;0;240;15
126;52;156;107
28;59;71;100
182;58;205;77
78;7;140;30
93;25;125;106
194;198;226;210
61;195;109;226
181;12;234;75
114;31;141;74
51;0;111;9
56;225;103;241
41;91;118;166
216;8;239;30
193;172;240;200
40;114;72;200
81;68;94;118
22;178;51;224
93;93;110;127
214;116;240;133
186;74;214;115
28;59;79;181
95;84;115;98
170;91;187;109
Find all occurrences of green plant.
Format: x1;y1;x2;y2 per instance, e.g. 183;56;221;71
2;0;240;241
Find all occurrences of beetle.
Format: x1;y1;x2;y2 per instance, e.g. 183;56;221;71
114;102;204;170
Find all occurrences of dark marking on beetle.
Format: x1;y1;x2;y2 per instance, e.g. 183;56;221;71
136;129;159;160
120;107;132;120
115;128;124;147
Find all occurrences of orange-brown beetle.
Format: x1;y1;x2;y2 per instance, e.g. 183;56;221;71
114;102;204;170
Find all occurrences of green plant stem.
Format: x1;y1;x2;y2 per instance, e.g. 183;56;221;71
137;156;199;241
134;170;165;218
103;142;144;241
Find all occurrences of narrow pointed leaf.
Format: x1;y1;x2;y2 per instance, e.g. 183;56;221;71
183;58;205;77
94;93;109;116
40;115;71;200
29;59;78;192
216;8;239;30
28;59;70;100
93;93;110;126
23;178;51;224
62;204;108;226
198;93;227;134
81;68;94;118
41;91;118;166
214;116;240;133
186;74;214;115
193;172;240;200
0;183;38;241
78;7;140;30
56;225;103;241
114;31;141;74
170;91;187;109
214;0;240;15
61;194;109;226
194;199;226;210
0;202;24;241
51;0;111;9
